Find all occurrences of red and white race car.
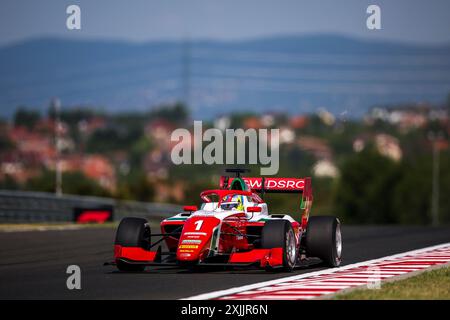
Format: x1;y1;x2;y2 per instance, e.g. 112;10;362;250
110;169;342;272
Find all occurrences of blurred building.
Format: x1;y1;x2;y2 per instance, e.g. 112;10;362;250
375;134;403;162
82;155;117;192
317;108;336;126
78;117;107;136
214;116;231;131
243;116;263;129
312;159;339;178
57;154;117;192
289;115;308;129
145;118;176;151
369;104;448;131
352;133;403;162
297;136;332;159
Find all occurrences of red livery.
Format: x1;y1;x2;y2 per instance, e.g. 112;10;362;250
109;169;342;272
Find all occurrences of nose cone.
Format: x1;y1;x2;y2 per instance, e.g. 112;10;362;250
177;216;220;262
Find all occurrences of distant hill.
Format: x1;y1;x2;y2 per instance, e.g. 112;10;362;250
1;34;449;119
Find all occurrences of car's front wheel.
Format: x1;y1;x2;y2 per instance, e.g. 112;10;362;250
114;217;151;272
261;219;297;271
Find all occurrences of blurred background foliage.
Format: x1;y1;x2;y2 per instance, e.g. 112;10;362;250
1;101;449;225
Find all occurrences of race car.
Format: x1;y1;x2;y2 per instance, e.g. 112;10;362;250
109;169;342;272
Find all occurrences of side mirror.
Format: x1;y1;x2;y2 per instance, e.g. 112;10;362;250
247;206;262;213
183;205;198;212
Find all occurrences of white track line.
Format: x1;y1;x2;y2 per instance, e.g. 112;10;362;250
181;242;450;300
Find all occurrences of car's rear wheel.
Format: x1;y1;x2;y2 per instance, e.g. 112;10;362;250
305;216;342;267
114;217;151;272
261;219;297;271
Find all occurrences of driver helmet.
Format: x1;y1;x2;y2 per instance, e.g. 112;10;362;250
220;194;244;211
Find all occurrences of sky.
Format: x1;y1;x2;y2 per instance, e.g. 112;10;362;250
1;0;450;46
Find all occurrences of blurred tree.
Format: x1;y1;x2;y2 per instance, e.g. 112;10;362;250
86;125;142;153
129;136;153;167
393;151;450;225
115;167;155;202
125;175;155;202
333;148;400;224
181;180;212;206
392;155;432;224
14;107;40;129
283;146;315;176
228;112;257;128
439;151;450;224
150;102;189;125
312;177;337;215
447;93;450;114
0;175;20;190
112;112;151;130
48;107;99;124
26;170;110;197
0;126;14;151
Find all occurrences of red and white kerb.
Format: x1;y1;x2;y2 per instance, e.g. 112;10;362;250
183;243;450;300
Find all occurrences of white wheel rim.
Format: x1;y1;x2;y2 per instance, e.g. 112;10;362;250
335;223;342;258
286;229;296;266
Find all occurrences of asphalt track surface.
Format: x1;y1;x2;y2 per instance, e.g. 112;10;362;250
1;225;450;299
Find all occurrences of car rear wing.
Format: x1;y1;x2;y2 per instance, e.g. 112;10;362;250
219;175;313;227
241;177;310;194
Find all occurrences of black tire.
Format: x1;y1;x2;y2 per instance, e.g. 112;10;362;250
261;219;297;271
305;216;342;267
114;217;151;272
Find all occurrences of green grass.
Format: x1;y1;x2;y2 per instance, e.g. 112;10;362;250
335;265;450;300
